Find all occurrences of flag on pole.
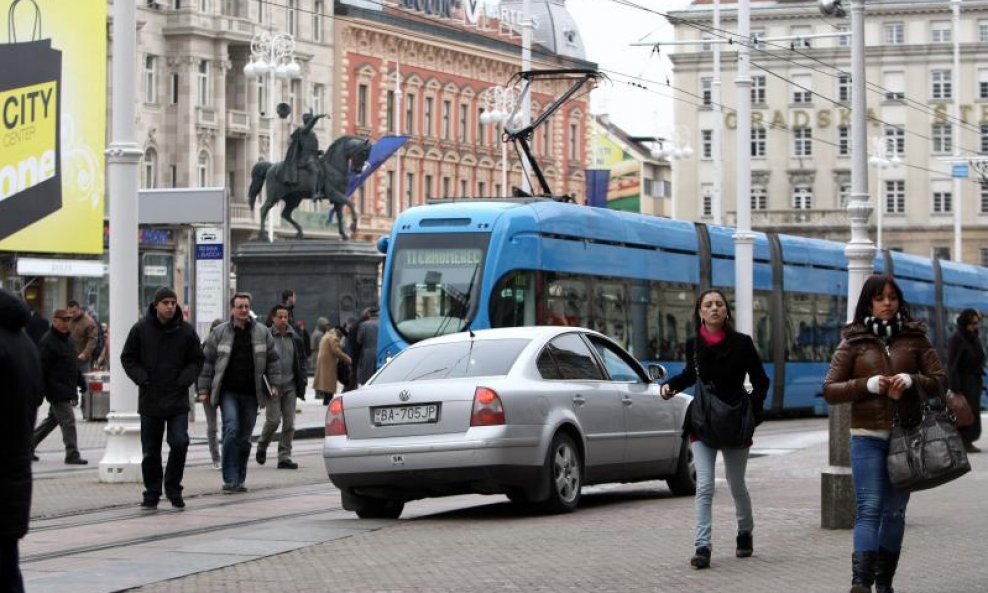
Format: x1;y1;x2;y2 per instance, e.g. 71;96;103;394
346;135;409;197
584;169;610;208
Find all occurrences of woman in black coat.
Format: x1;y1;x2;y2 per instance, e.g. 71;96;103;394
947;308;985;452
660;289;770;570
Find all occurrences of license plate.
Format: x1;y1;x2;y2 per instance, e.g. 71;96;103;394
372;404;440;426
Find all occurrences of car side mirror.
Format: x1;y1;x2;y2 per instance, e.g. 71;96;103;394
647;363;667;383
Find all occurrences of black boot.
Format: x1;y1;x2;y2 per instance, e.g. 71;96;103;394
850;551;877;593
874;547;900;593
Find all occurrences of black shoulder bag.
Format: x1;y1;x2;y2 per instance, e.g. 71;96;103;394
886;381;970;492
689;348;756;449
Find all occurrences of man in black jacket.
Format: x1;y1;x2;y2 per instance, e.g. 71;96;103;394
0;288;42;593
121;287;204;510
32;309;88;465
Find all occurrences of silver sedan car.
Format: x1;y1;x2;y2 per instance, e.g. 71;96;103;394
323;326;695;519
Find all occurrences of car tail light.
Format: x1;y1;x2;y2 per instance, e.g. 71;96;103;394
470;387;505;426
89;381;103;392
326;397;347;436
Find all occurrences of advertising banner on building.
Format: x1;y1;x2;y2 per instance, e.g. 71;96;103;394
0;0;106;254
592;134;640;212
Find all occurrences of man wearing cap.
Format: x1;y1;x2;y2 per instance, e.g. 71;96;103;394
32;309;89;465
121;287;204;510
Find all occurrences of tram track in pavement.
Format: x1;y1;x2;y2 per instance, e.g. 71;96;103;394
22;483;349;565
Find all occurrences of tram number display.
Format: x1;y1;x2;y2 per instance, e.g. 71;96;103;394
372;404;440;426
400;248;482;267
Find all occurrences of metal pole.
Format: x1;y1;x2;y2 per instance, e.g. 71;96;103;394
712;0;723;226
733;0;753;337
501;122;509;197
267;69;276;242
100;0;143;483
521;0;532;195
952;0;963;262
394;60;402;213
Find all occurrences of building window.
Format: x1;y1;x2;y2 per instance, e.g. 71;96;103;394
702;184;713;217
478;181;486;197
884;23;904;45
386;90;395;133
932;70;952;100
289;79;300;120
458;103;468;143
838;126;850;156
541;121;551;155
423;97;433;136
312;0;324;42
751;186;767;211
424;174;433;200
980;20;988;43
170;72;178;104
883;71;905;101
980;124;988;154
838;183;851;209
885;180;905;214
982;182;988;213
885;124;905;156
701;77;712;106
793;127;813;157
702;130;712;159
385;171;395;218
442;177;451;197
405;93;415;135
569;122;579;160
932;123;952;154
751;75;766;104
838;25;850;47
793;186;813;209
142;149;157;189
287;0;297;36
792;74;812;104
405;172;414;208
751;128;766;157
144;55;157;103
199;0;209;11
933;247;951;260
357;83;368;127
931;21;951;44
979;69;988;99
460;179;468;197
441;100;451;140
477;108;485;144
981;247;988;267
255;0;264;23
197;60;209;106
257;77;267;116
932;189;953;213
168;164;177;188
701;34;713;52
312;83;324;117
197;151;209;187
838;73;851;103
791;26;811;48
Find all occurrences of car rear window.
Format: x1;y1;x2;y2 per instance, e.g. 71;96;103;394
371;338;531;384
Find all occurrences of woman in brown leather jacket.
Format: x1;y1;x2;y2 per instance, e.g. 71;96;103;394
823;275;946;593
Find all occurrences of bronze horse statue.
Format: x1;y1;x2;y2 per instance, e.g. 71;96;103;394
248;135;372;240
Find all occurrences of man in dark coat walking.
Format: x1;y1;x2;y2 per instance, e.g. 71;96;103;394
121;287;204;510
354;306;380;385
0;288;42;593
32;309;89;464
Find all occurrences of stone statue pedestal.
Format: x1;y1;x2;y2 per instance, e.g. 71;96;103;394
232;239;384;330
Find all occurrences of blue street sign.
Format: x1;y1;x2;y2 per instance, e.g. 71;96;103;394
952;163;969;178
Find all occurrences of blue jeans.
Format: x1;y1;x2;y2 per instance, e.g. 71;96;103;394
691;440;753;549
850;436;910;553
140;412;189;500
220;391;258;487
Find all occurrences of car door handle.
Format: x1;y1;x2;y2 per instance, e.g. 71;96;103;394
572;395;586;406
622;396;633;406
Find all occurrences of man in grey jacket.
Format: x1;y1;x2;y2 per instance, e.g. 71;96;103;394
256;305;307;470
197;293;281;493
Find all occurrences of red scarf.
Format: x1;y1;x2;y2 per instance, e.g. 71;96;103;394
699;325;726;346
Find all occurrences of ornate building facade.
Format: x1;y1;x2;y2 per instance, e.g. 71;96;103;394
670;0;988;265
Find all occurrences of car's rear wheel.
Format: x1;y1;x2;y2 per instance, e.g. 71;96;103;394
343;491;405;519
666;437;696;496
539;433;582;514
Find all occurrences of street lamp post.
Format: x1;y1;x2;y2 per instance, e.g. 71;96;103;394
869;136;902;250
244;31;300;240
952;0;963;262
480;85;521;198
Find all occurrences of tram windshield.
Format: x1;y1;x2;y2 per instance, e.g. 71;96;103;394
388;233;490;343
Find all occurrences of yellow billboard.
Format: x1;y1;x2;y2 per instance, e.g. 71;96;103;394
592;133;640;212
0;0;106;254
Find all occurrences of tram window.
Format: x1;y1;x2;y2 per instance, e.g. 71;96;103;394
913;305;938;345
647;282;695;361
591;282;628;348
753;292;773;362
544;274;589;329
785;292;844;362
489;270;537;328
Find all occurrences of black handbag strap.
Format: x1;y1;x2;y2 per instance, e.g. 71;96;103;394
7;0;41;43
891;378;949;427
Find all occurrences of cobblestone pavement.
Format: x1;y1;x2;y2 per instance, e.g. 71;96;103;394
125;418;987;593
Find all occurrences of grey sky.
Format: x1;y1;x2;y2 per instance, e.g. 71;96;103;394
567;0;694;138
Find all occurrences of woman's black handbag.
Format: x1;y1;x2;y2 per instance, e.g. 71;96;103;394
689;356;756;449
886;383;971;492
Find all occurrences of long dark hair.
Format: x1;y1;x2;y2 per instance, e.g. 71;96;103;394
692;288;734;334
852;275;911;325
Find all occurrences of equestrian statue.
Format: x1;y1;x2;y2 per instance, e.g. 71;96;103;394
248;112;372;240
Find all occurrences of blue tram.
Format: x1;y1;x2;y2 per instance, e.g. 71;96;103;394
375;199;988;415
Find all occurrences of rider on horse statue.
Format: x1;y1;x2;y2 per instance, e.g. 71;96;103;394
280;111;327;197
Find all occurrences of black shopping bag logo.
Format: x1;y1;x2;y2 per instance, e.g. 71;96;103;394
0;0;61;241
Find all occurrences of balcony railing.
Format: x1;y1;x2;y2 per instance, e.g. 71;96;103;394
196;107;218;128
227;110;250;133
724;209;849;229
